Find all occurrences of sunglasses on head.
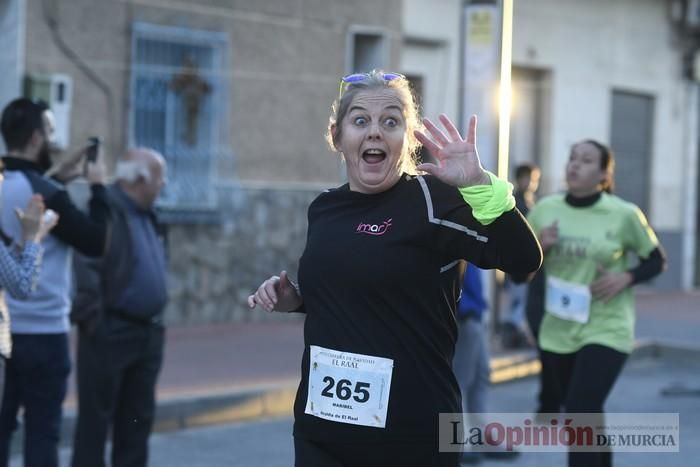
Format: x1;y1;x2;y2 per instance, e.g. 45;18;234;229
338;72;405;99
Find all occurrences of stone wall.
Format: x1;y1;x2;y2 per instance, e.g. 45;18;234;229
165;183;324;325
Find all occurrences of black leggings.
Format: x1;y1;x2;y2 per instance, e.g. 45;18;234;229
294;437;460;467
540;344;628;467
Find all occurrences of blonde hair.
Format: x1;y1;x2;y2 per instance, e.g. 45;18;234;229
326;70;422;175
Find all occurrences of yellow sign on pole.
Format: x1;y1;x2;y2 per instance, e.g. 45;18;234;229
468;11;494;46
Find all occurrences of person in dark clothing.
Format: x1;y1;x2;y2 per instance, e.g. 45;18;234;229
0;98;109;467
453;265;519;464
70;148;168;467
454;264;489;437
513;163;540;217
502;163;541;349
248;71;542;467
454;264;489;465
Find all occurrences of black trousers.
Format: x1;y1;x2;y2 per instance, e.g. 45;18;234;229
0;356;5;409
0;333;71;467
71;315;165;467
535;346;562;413
294;436;460;467
541;344;628;467
523;271;560;413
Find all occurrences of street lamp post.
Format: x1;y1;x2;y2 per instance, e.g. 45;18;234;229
461;0;513;338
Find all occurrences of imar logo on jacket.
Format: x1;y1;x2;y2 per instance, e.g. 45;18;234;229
356;219;393;236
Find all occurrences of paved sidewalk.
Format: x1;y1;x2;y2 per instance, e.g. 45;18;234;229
56;318;541;433
111;291;699;421
9;291;700;456
634;290;700;347
75;290;700;424
61;320;307;437
149;292;700;400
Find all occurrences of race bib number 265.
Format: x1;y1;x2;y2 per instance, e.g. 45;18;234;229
305;345;394;428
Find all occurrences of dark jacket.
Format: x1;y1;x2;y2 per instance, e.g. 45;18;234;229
71;185;167;332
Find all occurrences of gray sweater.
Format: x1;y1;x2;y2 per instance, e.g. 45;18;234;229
0;157;109;334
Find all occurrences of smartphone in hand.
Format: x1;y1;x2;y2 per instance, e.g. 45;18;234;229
86;137;101;162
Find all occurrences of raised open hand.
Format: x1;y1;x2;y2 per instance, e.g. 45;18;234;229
414;114;490;188
14;194;59;244
15;194;43;243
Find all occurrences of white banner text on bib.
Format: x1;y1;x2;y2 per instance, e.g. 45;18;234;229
305;345;394;428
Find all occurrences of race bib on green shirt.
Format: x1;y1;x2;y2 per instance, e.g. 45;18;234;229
546;276;591;324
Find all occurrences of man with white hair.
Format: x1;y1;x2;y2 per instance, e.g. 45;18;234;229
70;147;168;467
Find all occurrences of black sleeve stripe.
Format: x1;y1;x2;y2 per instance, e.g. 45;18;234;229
416;176;489;243
440;259;461;273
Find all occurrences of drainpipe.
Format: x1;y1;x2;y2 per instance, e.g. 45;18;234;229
41;0;115;154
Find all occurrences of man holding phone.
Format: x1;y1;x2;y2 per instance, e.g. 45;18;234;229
0;98;110;467
45;135;101;182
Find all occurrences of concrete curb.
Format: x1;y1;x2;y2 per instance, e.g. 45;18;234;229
153;386;298;432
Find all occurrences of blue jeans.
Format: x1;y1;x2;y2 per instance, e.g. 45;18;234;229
452;317;490;418
0;333;71;467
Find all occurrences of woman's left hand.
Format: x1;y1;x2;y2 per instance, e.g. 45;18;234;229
414;114;490;188
590;266;633;302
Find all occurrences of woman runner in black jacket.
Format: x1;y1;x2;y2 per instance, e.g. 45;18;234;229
248;70;542;467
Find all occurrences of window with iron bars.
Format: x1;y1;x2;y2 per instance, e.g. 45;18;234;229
129;23;228;215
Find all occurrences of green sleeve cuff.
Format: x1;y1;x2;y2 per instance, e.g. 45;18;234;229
458;171;516;225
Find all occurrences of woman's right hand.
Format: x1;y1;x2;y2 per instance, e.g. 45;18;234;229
247;270;302;312
539;221;559;253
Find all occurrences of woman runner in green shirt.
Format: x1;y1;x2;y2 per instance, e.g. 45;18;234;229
527;140;666;467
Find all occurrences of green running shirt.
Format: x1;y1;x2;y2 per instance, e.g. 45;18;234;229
528;193;658;354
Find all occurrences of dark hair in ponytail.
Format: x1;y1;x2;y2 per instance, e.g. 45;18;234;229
579;139;615;193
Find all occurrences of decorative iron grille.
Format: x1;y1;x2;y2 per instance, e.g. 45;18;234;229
130;23;228;211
